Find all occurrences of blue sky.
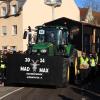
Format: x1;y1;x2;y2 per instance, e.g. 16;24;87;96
75;0;100;7
75;0;100;11
75;0;83;7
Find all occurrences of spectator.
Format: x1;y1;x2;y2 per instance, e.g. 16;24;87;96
77;52;89;85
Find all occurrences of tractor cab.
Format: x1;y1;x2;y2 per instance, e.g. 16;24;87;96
31;26;69;56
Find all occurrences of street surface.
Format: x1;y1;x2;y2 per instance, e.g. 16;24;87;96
0;84;100;100
0;68;100;100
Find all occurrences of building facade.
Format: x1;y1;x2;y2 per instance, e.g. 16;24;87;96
0;0;80;51
0;0;23;51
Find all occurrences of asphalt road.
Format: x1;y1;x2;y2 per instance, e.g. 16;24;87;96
0;84;100;100
0;67;100;100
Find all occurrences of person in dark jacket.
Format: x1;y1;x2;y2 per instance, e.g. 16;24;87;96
89;53;98;83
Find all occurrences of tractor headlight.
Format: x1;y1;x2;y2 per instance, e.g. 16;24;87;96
32;49;37;53
40;49;47;53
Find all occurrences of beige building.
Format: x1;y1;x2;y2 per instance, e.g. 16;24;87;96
0;0;80;51
0;0;23;51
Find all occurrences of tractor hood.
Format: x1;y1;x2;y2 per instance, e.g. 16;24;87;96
32;43;53;50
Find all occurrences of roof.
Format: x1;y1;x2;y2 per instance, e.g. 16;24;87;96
44;17;82;30
80;8;100;25
93;11;100;25
79;8;89;21
44;17;100;29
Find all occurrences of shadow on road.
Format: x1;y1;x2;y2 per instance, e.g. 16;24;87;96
58;95;73;100
87;68;100;94
71;86;100;100
73;68;100;94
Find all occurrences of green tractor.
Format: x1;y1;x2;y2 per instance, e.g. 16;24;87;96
29;26;69;56
5;26;77;87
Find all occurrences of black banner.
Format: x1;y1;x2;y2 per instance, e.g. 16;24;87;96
5;54;67;87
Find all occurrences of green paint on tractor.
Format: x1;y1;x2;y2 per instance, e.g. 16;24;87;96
32;43;53;50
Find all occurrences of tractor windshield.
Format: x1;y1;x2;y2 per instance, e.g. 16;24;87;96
37;27;57;44
37;27;68;45
45;29;57;44
57;29;68;45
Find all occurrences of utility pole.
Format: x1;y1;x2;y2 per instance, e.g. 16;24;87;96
44;0;62;20
52;6;55;20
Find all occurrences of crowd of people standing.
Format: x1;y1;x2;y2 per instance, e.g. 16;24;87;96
77;52;99;86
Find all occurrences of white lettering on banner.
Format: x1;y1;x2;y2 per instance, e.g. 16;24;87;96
26;73;42;76
39;68;49;73
25;58;31;62
25;58;45;64
19;57;50;80
27;76;42;79
40;58;45;63
20;66;30;71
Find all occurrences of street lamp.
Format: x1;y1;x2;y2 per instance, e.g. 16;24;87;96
44;0;62;20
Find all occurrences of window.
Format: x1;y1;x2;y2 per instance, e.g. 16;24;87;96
2;46;7;50
2;26;7;35
10;46;16;51
11;5;17;15
1;7;7;16
12;25;17;35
